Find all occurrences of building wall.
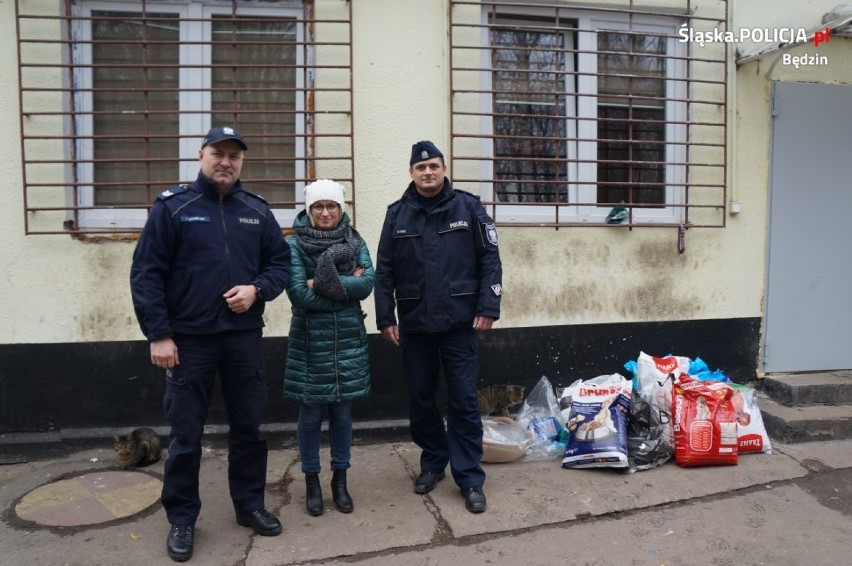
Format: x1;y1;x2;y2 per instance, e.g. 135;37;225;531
734;0;852;231
2;0;848;433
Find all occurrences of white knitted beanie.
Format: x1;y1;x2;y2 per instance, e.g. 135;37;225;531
304;179;346;210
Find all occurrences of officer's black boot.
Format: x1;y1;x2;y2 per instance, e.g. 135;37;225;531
305;473;324;516
331;469;354;513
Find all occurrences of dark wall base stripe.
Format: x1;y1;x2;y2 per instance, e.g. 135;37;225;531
0;318;760;433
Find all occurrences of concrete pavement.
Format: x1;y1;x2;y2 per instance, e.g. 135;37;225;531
1;438;851;565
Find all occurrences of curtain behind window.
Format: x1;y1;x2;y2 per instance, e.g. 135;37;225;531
211;16;297;205
92;11;179;206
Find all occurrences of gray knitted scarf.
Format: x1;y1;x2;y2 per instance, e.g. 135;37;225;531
295;220;362;302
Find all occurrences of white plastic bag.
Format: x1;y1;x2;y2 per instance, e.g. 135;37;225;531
627;351;691;472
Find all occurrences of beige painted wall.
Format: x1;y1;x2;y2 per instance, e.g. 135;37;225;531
730;0;852;343
1;0;848;345
0;1;143;344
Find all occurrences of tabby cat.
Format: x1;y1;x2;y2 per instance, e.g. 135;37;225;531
114;427;162;468
478;384;526;417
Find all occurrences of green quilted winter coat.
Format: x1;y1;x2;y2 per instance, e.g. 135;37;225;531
283;211;374;404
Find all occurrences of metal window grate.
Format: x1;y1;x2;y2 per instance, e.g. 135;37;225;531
449;0;729;228
16;0;354;235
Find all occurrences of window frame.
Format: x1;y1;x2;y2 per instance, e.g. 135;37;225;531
71;0;307;230
486;14;578;221
476;8;688;225
579;15;688;224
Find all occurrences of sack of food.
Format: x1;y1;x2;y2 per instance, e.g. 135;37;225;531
562;373;632;469
672;374;738;467
729;383;772;454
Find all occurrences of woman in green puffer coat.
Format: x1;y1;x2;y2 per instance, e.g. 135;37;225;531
284;179;374;518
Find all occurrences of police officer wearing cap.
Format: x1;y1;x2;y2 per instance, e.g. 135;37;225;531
374;140;503;514
131;126;291;561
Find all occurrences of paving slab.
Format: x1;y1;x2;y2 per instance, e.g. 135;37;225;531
319;482;852;566
395;443;808;539
248;443;439;566
772;438;852;470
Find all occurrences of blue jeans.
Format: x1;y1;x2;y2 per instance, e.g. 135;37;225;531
297;400;353;473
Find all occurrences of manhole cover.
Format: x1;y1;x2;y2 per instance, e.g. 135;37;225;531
15;471;162;527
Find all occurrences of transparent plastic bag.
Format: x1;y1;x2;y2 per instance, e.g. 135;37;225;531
481;417;536;463
515;375;566;461
517;375;565;442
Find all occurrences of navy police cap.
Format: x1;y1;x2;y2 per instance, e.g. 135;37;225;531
202;126;247;150
410;140;444;165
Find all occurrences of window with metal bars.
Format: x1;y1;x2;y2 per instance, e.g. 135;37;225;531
16;0;353;235
449;1;728;228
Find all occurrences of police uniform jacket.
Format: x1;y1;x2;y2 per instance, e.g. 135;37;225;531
130;172;291;341
283;210;374;404
374;179;502;333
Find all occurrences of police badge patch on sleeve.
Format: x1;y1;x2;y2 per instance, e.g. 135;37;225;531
485;223;499;246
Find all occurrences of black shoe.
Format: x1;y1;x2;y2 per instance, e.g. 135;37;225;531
461;486;487;513
331;469;354;513
305;473;324;517
235;508;282;536
413;470;446;494
166;524;194;562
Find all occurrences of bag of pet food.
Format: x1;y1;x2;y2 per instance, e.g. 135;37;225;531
627;352;691;472
672;374;738;467
562;373;631;469
729;383;772;454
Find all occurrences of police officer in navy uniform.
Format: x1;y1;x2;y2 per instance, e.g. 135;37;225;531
130;126;291;562
374;140;502;514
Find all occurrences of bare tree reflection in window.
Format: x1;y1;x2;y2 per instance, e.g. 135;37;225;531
491;26;568;203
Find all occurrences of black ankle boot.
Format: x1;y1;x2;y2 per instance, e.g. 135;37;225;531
305;473;324;516
331;469;353;513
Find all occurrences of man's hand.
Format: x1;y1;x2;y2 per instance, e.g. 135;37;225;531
380;325;400;347
473;316;494;331
224;284;259;313
151;337;179;369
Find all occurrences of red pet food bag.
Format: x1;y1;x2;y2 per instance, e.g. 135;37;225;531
672;374;738;467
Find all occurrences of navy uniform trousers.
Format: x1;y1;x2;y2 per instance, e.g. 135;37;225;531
161;329;269;526
400;327;485;489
